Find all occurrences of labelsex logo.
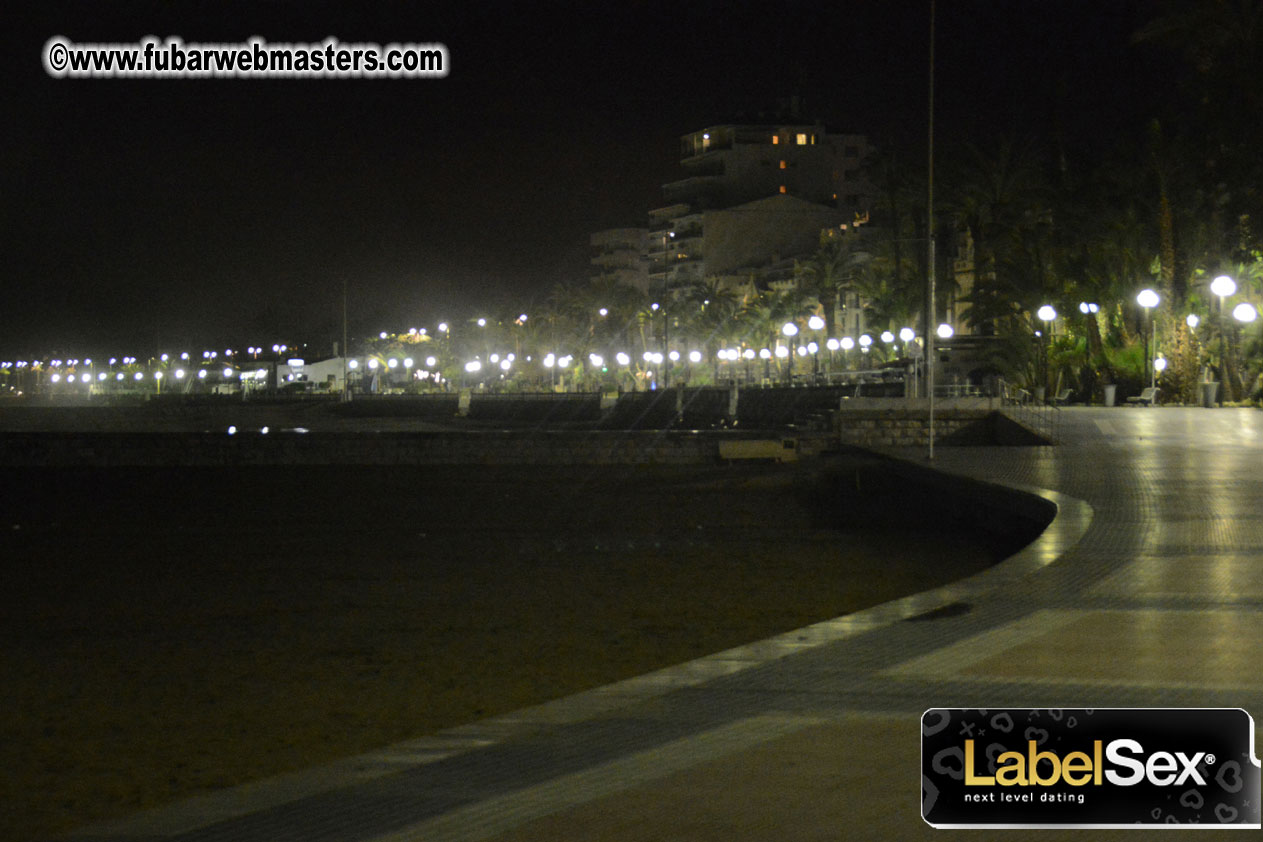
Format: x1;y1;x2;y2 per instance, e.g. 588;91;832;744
964;738;1210;787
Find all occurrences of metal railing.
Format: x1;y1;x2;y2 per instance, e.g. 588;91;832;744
996;379;1061;444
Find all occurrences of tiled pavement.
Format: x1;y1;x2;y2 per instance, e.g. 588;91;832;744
64;407;1262;841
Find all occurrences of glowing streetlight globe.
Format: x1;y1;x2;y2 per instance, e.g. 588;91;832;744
1234;303;1259;323
880;331;895;343
1186;314;1200;330
616;352;630;366
425;356;437;367
589;353;603;367
759;348;772;359
464;360;482;373
807;315;825;331
222;367;233;378
826;338;840;351
1136;289;1160;310
781;322;799;337
1154;357;1168;372
688;350;702;363
937;323;955;339
1037;305;1057;322
387;358;399;369
742;348;756;360
775;346;789;359
1210;275;1237;298
858;334;872;347
840;337;855;350
899;327;915;342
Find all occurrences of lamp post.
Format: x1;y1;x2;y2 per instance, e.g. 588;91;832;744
1210;275;1236;403
1136;289;1159;390
781;322;799;384
1037;305;1057;401
807;315;825;381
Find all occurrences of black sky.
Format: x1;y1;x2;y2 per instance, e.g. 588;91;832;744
3;0;1166;357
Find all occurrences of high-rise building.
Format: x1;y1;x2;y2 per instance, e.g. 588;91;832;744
647;121;873;293
589;228;649;291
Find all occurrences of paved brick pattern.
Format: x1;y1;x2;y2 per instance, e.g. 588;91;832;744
63;407;1263;841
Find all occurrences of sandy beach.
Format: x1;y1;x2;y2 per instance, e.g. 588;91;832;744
0;459;1022;840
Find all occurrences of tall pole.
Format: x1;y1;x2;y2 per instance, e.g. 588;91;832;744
341;277;349;402
1218;294;1226;405
926;0;937;460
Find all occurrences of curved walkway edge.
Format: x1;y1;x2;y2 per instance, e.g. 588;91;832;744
64;407;1263;842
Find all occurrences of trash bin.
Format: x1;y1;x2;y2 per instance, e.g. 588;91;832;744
1103;384;1116;407
1201;381;1219;408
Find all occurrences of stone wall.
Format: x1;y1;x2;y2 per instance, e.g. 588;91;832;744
0;431;721;467
832;406;1049;447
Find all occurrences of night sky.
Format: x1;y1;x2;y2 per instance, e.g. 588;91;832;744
3;1;1165;357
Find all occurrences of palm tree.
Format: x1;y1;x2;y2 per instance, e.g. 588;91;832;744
678;278;742;379
795;236;867;338
943;138;1052;333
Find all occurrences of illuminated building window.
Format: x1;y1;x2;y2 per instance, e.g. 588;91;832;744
779;185;787;194
772;135;779;145
779;160;786;169
796;133;807;145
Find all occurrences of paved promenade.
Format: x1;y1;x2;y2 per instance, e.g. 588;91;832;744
65;407;1262;841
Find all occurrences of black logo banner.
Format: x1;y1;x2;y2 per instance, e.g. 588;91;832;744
922;708;1260;828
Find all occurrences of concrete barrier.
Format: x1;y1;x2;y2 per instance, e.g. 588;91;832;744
467;392;602;423
0;430;721;466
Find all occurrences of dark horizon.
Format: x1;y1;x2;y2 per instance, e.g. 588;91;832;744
3;0;1167;358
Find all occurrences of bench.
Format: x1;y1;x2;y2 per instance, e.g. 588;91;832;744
1125;387;1159;406
718;438;799;463
1051;388;1072;406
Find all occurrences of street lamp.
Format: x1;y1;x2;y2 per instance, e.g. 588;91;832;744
1037;305;1057;399
1209;275;1236;401
781;322;799;383
1136;289;1159;390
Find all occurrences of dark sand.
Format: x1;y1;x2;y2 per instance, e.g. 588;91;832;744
1;461;1019;839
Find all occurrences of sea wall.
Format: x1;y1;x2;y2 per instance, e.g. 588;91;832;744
0;430;724;466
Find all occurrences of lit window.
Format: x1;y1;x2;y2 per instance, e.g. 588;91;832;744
779;160;787;169
779;185;787;194
796;133;807;145
772;135;779;145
